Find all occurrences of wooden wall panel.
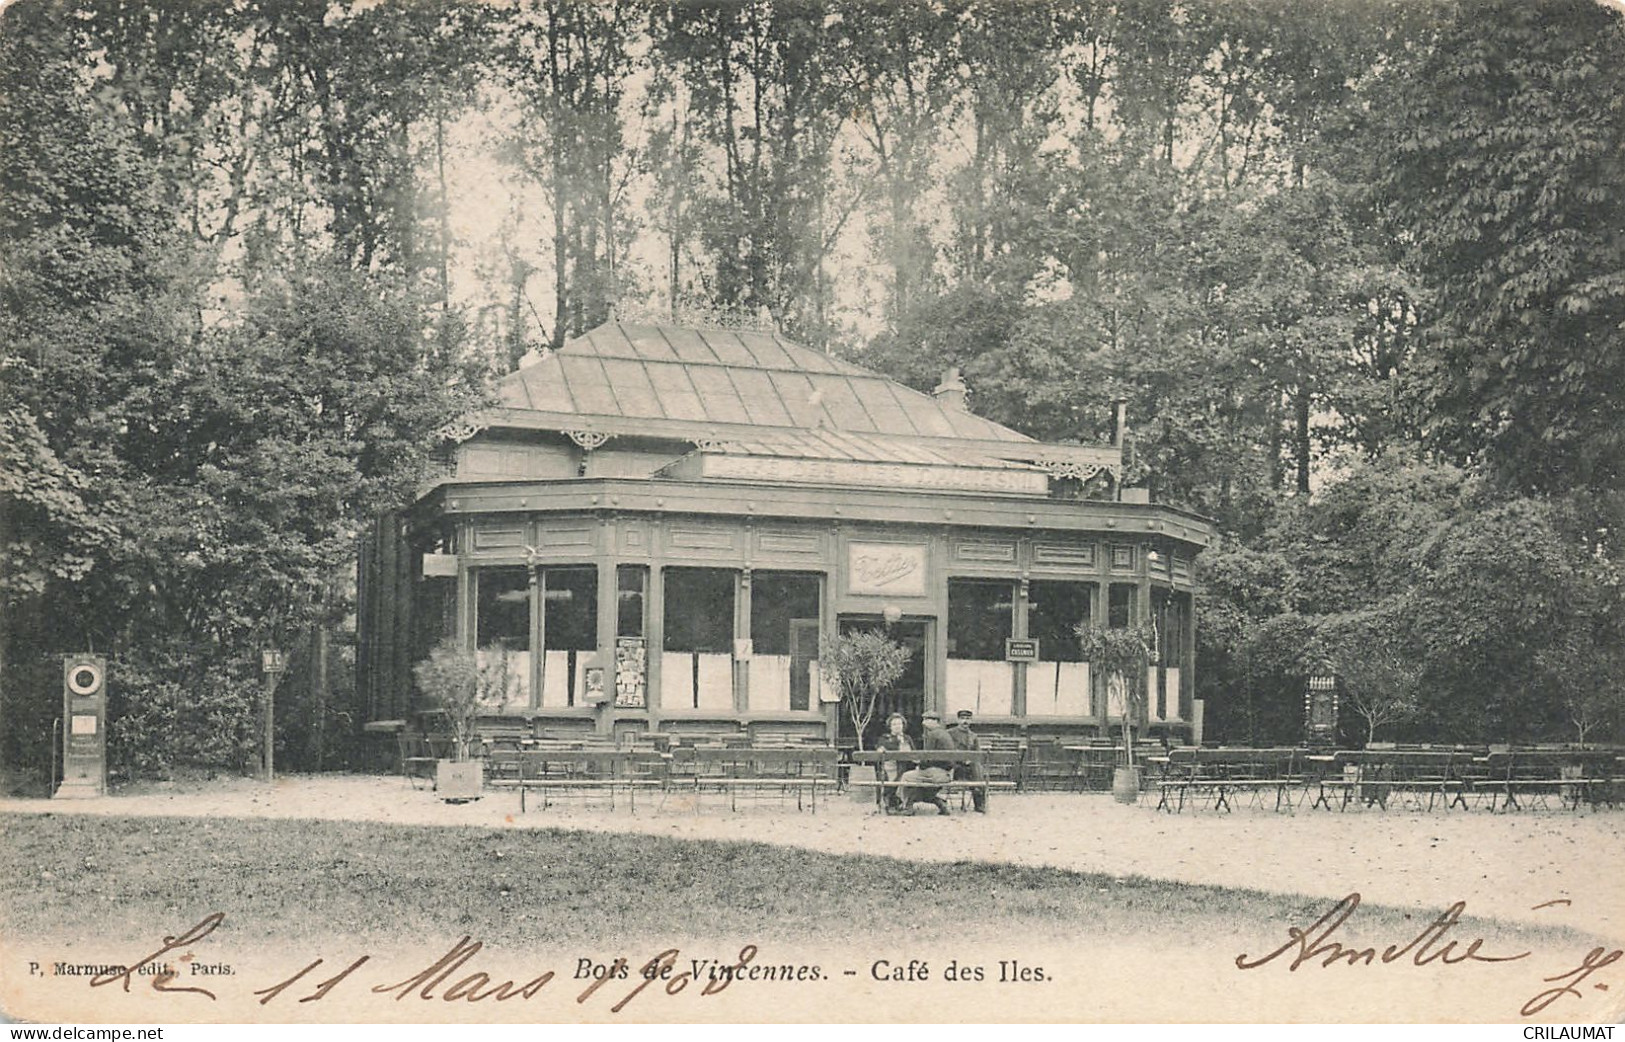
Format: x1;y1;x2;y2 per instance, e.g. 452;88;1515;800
1033;541;1097;569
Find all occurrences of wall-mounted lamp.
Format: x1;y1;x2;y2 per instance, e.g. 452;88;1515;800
882;604;903;625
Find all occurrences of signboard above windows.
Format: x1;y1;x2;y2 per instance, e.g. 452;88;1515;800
847;542;928;597
702;454;1048;496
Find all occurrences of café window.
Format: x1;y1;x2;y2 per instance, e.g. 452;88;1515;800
945;579;1014;716
474;567;531;707
662;568;735;712
540;567;597;708
1027;580;1093;717
749;572;821;712
1149;589;1190;722
617;565;647;638
1108;583;1135;628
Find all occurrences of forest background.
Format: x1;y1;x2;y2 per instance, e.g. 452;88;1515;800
2;0;1623;783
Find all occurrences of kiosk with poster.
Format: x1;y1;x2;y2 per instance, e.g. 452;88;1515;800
1304;674;1338;747
57;654;107;799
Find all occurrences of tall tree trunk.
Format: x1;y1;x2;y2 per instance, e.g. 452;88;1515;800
435;105;452;310
1295;388;1312;494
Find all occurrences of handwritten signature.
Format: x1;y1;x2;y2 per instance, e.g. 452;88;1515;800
1235;892;1623;1018
89;913;758;1014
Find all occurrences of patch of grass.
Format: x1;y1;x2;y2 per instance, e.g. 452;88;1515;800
0;813;1587;953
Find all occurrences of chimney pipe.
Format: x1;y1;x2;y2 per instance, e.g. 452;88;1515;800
1111;398;1128;448
933;367;969;411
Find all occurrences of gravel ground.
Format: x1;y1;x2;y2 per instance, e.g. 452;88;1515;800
5;773;1620;941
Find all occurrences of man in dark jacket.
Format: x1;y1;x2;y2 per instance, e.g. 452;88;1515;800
899;713;954;814
948;709;987;813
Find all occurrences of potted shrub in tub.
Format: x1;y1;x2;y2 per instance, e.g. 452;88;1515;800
414;638;518;802
1076;623;1156;804
818;630;911;796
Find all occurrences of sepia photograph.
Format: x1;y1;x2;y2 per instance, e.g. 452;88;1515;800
1;0;1622;1026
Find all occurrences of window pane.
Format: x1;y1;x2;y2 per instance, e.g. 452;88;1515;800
749;572;820;712
617;565;646;638
1028;581;1090;662
1108;583;1135;628
662;568;735;711
946;580;1013;715
544;568;597;650
540;567;596;708
475;567;531;707
1149;590;1190;723
1028;581;1092;717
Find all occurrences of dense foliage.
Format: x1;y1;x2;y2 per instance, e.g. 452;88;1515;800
3;0;1622;784
819;631;913;751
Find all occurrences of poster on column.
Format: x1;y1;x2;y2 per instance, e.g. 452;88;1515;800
614;637;646;709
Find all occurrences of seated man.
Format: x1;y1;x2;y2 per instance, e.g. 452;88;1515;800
898;713;955;814
948;708;987;813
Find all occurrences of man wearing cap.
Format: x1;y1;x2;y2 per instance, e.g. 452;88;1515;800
949;709;987;813
898;713;954;814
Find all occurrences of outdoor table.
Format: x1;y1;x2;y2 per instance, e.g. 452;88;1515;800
1303;754;1339;810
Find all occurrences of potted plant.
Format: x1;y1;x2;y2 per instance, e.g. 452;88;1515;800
818;631;912;796
414;638;518;802
1076;623;1156;804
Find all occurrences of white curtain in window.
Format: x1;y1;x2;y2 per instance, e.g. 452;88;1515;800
540;650;586;708
751;654;793;712
945;660;1014;716
661;651;694;709
1156;667;1182;721
1028;661;1089;717
662;652;735;711
697;653;734;711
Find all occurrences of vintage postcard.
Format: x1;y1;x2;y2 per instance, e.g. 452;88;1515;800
3;0;1623;1027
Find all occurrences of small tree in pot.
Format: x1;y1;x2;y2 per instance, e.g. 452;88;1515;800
413;638;519;800
1076;623;1157;773
818;630;911;751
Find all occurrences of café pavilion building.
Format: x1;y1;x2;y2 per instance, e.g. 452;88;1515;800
358;319;1211;747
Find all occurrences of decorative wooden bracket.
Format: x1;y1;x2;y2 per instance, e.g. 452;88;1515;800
566;430;610;452
434;419;486;444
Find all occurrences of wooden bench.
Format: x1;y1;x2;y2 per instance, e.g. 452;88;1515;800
849;750;1015;814
749;729;827;748
490;750;664;812
671;747;840;812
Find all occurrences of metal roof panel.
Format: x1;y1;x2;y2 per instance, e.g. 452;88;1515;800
656;325;721;365
809;374;878;432
696;329;759;367
618;324;680;361
728;367;795;426
558;355;621;416
600;358;665;418
687;365;752;424
583;323;641;360
734;332;795;369
644;362;708;421
767;370;833;429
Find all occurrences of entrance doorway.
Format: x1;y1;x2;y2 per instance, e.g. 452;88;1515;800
835;615;931;749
